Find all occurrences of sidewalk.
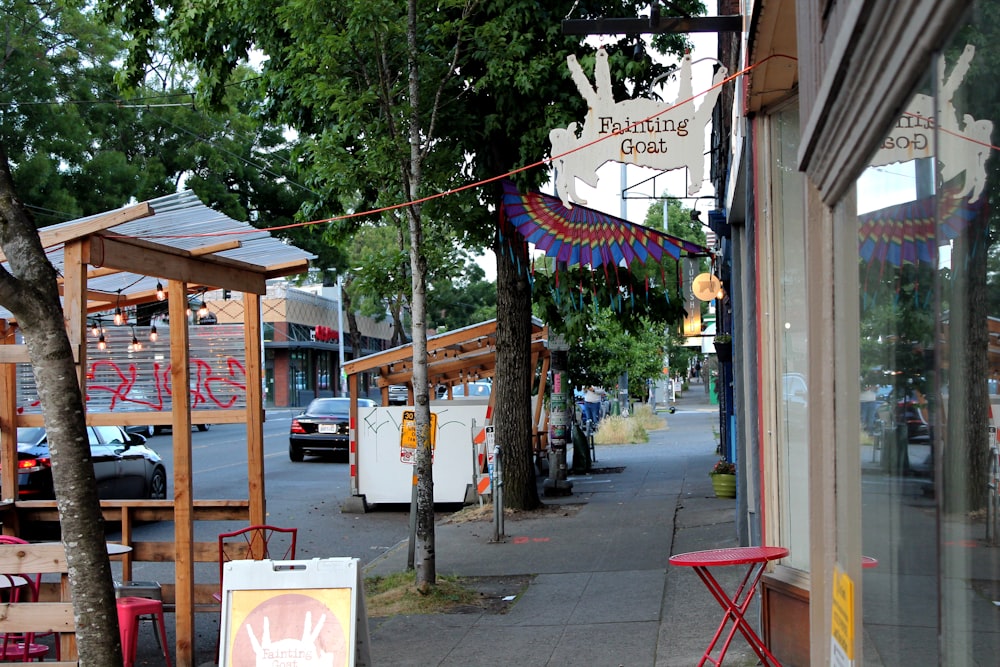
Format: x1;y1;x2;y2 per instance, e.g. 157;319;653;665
365;381;762;666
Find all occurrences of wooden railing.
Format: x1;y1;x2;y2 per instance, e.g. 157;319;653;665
4;498;251;612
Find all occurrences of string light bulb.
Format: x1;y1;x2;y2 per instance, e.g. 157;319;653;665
197;300;209;319
149;323;158;342
97;332;107;351
128;328;142;352
114;306;124;326
91;322;100;337
156;281;166;301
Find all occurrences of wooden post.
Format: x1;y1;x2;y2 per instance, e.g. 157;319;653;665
62;240;88;390
168;280;195;667
243;293;266;525
0;320;18;506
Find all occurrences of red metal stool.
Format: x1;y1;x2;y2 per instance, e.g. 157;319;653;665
116;596;171;667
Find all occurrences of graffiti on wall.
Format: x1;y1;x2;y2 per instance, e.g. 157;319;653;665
16;323;248;414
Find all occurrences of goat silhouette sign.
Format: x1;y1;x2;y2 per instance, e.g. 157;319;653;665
548;47;727;207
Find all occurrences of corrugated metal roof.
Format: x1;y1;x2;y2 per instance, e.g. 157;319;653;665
1;190;314;320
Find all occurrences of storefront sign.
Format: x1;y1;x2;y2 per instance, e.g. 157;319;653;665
399;410;438;465
549;48;727;207
871;44;993;204
219;557;371;667
682;258;702;336
314;325;339;342
830;565;855;666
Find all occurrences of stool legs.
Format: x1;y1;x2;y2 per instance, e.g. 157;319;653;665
116;596;171;667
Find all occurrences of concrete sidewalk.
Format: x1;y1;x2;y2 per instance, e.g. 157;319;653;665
365;382;763;666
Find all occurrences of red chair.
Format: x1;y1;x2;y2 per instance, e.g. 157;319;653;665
0;536;53;662
116;596;171;667
213;525;297;659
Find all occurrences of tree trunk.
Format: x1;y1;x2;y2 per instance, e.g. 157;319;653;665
945;209;991;514
494;202;541;510
0;143;123;664
406;0;435;593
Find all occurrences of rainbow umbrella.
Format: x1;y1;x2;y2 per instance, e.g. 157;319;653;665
501;180;709;268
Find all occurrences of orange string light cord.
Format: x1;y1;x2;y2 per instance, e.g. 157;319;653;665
116;53;802;242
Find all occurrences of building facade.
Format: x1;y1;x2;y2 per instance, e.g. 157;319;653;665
718;0;1000;664
204;283;393;407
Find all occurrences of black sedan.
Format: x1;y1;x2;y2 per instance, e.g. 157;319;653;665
289;397;376;461
12;425;168;499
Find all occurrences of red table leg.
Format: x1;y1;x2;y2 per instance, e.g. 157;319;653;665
691;563;782;666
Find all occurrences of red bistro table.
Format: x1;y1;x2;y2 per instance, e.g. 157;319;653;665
669;546;789;667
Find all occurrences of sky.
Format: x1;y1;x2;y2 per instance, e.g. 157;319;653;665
476;26;720;281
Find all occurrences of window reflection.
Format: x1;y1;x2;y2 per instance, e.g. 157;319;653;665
856;20;1000;662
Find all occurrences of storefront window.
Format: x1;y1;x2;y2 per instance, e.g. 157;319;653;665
768;104;810;570
854;8;1000;661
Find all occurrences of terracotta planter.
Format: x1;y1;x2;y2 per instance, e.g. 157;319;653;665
710;473;737;498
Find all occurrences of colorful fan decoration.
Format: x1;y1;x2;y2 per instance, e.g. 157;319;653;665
501;180;709;268
858;181;985;269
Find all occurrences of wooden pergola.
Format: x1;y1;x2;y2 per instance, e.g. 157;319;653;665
0;191;312;666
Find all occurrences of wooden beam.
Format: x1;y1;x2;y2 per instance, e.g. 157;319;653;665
14;498;251;523
344;320;501;374
87;236;267;295
82;237;244;280
63;240;88;392
0;344;29;364
0;344;80;364
244;293;266;526
0;323;18;503
168;279;196;667
0;203;153;263
265;258;312;279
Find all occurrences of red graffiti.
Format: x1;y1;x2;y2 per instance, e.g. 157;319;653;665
21;356;248;414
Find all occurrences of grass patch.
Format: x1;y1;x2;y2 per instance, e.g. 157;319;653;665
594;415;648;444
364;571;479;616
631;404;667;431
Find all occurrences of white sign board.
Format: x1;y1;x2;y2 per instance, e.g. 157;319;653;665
549;48;727;207
218;558;371;667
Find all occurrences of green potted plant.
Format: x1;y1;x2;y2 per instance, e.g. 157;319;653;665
709;458;737;498
713;333;733;362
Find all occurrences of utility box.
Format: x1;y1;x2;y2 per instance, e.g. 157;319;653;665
350;403;488;506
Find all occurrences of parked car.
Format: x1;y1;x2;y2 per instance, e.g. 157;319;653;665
451;381;492;398
126;424;155;438
388;385;408;405
152;423;211;435
11;425;167;500
289;397;377;461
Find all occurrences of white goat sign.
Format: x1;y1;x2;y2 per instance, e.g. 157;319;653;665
549;48;727;208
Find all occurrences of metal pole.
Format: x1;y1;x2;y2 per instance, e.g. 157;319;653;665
492;445;504;542
337;275;347;397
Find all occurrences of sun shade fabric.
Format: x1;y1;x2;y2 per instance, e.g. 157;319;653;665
501;180;709;268
857;182;983;268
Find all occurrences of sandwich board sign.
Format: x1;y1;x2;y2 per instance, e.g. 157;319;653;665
218;557;371;667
